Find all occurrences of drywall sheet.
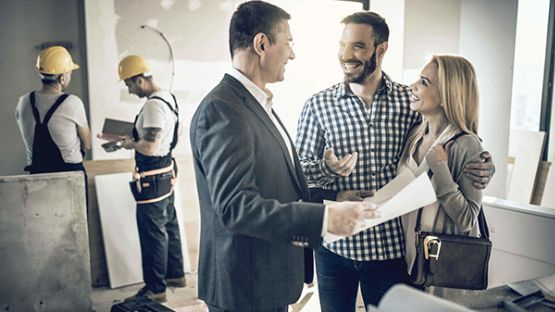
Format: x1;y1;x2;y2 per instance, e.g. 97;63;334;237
507;130;545;203
0;172;92;311
96;173;190;288
96;172;142;288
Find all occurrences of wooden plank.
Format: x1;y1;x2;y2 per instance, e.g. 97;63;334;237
541;163;555;208
531;161;551;205
175;186;192;272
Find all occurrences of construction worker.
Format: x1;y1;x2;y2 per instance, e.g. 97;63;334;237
15;46;91;174
114;55;185;302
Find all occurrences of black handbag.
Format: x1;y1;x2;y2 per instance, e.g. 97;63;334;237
411;208;492;290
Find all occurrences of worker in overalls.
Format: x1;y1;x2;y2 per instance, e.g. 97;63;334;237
15;45;91;175
117;55;185;302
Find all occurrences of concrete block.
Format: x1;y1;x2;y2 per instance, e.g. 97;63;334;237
0;172;92;312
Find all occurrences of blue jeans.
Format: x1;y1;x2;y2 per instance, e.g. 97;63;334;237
315;247;411;312
136;193;184;293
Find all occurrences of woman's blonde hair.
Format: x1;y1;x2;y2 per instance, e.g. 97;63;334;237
404;55;479;161
433;54;479;135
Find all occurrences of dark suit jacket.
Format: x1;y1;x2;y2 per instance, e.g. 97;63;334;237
190;74;325;311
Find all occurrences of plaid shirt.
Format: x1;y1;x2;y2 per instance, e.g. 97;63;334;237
296;72;421;261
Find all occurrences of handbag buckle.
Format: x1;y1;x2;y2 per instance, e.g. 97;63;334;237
424;236;441;260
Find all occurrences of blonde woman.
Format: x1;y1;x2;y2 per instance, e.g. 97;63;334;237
400;55;484;294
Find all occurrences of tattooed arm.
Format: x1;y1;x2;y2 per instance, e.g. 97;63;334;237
121;127;163;156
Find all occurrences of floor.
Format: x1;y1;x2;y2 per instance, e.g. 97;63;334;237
91;272;367;312
92;273;206;312
89;190;367;312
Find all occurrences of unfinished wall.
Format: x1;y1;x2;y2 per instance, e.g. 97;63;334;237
85;0;234;160
85;0;364;157
0;172;92;312
0;0;88;176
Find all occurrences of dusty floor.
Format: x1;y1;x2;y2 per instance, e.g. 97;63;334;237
91;274;206;312
91;272;367;312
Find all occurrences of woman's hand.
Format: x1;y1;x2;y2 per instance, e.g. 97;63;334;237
426;141;453;165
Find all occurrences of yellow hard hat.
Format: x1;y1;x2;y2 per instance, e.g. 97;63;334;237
36;46;79;75
118;55;151;81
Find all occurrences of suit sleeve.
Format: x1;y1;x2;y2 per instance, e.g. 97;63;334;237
194;99;324;248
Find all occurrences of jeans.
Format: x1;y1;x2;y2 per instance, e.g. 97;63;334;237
315;246;412;312
136;193;184;293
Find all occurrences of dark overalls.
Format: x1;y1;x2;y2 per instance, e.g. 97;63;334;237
133;94;184;294
25;91;86;174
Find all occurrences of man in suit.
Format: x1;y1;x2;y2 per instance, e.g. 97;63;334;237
189;1;379;311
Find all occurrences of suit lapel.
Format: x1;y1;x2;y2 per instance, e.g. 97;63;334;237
272;111;311;200
222;75;306;198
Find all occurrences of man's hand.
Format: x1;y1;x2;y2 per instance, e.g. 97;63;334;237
101;140;123;152
464;151;494;189
327;201;379;237
337;190;374;202
120;136;135;150
324;148;357;176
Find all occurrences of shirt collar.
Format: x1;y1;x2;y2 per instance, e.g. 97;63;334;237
227;67;273;113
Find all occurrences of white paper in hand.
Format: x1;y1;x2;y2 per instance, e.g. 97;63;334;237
324;170;437;243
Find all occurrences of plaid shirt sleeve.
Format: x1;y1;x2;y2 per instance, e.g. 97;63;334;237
296;98;338;187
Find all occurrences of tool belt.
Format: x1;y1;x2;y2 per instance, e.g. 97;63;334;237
129;162;177;204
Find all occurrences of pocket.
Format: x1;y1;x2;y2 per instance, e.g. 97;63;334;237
129;173;173;203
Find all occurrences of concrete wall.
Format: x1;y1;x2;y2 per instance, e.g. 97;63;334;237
0;172;92;312
0;0;88;176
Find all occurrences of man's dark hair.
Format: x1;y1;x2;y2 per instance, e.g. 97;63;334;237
341;12;389;47
40;74;61;85
228;1;290;57
126;74;153;83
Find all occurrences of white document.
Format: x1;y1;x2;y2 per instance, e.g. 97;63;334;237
324;170;437;243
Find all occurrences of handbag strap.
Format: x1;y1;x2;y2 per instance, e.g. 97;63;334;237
427;131;467;179
415;207;489;238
